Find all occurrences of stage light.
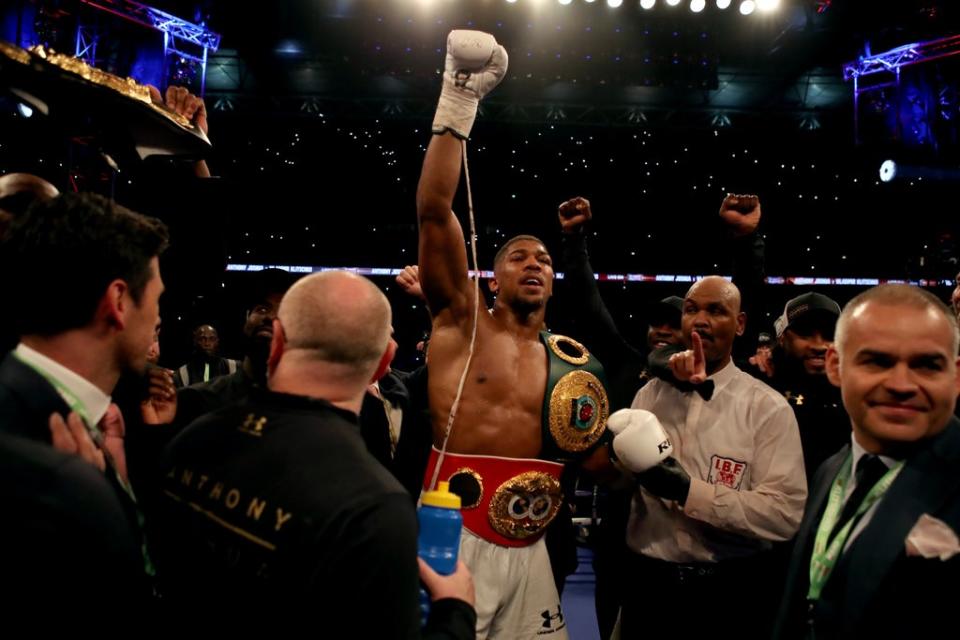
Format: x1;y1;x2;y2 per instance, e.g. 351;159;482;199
877;160;960;183
559;0;573;5
690;0;706;11
716;0;731;7
757;0;780;10
506;0;518;4
666;0;682;5
640;0;656;8
16;103;33;118
879;160;897;183
740;0;756;14
608;0;624;7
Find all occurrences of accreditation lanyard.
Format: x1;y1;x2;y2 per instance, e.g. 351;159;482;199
14;354;156;577
807;452;903;601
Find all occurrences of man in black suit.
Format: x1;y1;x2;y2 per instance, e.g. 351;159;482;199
0;191;169;600
775;283;960;639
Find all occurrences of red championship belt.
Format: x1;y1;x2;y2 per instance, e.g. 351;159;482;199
424;447;564;548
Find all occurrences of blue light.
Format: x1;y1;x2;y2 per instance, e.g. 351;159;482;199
275;40;302;55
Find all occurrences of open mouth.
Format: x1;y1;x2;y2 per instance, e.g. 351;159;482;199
521;277;544;288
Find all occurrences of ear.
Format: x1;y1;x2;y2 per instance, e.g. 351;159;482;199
488;277;499;295
100;279;129;330
826;345;842;388
735;312;746;337
266;318;285;378
371;339;398;383
954;356;960;396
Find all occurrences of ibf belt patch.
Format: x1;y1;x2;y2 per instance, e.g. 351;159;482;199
707;455;747;490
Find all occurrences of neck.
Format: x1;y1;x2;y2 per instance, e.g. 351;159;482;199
853;426;932;459
706;354;732;376
268;358;366;415
492;301;546;338
21;333;120;395
243;354;267;386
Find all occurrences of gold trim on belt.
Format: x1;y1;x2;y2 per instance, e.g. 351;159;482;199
548;370;609;453
488;471;563;540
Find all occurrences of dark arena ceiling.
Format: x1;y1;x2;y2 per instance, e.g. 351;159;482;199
3;1;960;355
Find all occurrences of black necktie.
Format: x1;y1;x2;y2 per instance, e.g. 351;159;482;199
828;454;888;544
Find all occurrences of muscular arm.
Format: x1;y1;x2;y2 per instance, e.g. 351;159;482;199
416;133;472;322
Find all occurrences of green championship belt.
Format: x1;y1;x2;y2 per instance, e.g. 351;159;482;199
539;331;610;462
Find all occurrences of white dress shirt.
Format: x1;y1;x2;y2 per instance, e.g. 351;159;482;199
628;360;808;562
14;342;111;426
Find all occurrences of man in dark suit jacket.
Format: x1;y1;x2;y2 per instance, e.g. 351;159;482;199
0;431;144;599
775;283;960;639
0;192;169;600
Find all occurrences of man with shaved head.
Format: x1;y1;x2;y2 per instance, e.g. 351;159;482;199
617;274;807;639
775;284;960;639
0;173;59;352
0;173;58;226
152;271;476;635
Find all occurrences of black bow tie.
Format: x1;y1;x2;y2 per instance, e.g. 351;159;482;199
676;379;715;401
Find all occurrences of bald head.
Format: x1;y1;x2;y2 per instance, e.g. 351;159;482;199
0;173;59;202
0;173;59;237
685;276;741;314
277;271;392;381
0;173;60;215
682;275;745;373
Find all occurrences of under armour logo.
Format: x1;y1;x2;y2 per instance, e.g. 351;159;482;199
454;69;471;88
541;605;564;629
784;391;805;406
240;413;267;436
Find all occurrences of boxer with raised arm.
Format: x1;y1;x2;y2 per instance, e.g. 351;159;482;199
417;30;610;638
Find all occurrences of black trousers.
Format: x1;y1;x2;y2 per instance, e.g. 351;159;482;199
618;550;781;640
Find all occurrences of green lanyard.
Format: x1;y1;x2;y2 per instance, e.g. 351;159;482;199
14;353;156;578
807;452;903;601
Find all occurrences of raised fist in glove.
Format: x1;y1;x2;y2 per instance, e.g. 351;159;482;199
607;408;673;473
432;30;509;139
636;457;691;505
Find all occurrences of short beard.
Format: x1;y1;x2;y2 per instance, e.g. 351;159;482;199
244;333;271;369
507;295;546;318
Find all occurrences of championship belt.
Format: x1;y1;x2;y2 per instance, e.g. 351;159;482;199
0;41;210;159
539;331;609;462
424;448;564;548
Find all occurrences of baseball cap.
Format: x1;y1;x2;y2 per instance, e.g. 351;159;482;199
774;292;841;339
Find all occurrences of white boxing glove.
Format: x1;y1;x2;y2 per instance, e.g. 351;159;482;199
432;30;509;139
607;408;674;473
